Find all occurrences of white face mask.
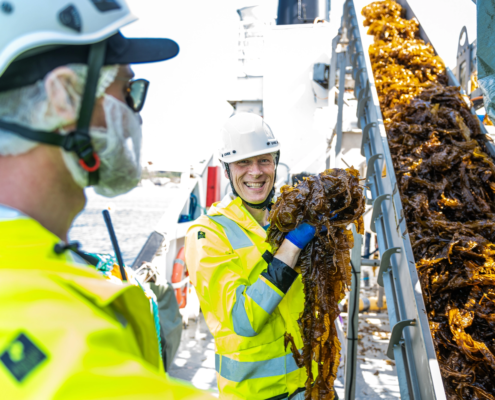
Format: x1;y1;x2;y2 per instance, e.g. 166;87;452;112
62;94;142;197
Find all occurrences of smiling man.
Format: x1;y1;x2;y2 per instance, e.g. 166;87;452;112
185;113;319;399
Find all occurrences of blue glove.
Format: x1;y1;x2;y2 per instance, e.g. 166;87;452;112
286;223;316;249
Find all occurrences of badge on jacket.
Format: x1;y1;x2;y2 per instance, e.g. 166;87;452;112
198;231;206;239
0;333;47;382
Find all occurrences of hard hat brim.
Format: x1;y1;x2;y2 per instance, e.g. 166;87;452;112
219;143;282;164
0;32;179;92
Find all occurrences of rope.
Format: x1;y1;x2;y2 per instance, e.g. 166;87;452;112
171;277;190;289
151;297;163;358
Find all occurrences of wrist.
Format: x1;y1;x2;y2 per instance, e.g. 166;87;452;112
274;239;301;269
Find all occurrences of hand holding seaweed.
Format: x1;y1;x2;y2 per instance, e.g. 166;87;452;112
267;168;365;400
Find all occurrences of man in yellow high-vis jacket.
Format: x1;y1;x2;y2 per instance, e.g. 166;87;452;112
185;113;320;400
0;1;212;398
0;212;211;399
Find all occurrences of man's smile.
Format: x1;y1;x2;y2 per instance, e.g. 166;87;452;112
244;181;266;189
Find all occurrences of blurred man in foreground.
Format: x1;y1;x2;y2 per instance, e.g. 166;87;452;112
0;1;212;398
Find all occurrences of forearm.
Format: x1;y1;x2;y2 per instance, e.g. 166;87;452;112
233;240;301;336
273;238;302;269
256;239;301;309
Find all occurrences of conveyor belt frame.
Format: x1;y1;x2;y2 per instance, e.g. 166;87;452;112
335;0;495;398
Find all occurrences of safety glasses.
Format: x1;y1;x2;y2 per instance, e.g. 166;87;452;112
125;79;149;113
115;77;150;112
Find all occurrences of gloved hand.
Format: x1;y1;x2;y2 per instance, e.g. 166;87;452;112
286;223;316;249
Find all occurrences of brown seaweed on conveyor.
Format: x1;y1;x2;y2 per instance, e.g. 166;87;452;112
267;168;365;400
363;1;495;398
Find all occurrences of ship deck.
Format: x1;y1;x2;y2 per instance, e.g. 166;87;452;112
169;311;400;399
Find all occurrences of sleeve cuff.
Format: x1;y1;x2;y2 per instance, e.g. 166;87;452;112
261;258;298;294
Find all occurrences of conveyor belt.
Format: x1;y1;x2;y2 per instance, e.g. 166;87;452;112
336;1;495;399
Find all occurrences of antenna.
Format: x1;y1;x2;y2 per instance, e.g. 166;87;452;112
102;210;128;281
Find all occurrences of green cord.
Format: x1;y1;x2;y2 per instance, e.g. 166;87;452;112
136;280;163;360
88;253;163;360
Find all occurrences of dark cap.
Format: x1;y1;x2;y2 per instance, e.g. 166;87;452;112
0;31;179;92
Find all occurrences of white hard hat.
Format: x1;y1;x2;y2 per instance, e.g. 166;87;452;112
0;0;179;91
219;113;281;163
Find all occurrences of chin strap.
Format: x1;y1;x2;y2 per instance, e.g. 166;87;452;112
225;151;280;210
0;40;107;186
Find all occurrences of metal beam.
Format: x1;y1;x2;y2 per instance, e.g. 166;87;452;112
360;258;379;267
335;51;347;159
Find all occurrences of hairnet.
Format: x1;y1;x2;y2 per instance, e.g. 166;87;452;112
0;64;119;156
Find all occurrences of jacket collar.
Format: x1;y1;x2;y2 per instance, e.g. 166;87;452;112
208;193;267;239
0;203;27;221
0;210;139;306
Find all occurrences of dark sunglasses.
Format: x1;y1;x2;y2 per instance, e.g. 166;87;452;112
116;78;150;112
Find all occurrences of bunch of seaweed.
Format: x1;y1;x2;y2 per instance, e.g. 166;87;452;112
363;1;495;398
267;168;365;400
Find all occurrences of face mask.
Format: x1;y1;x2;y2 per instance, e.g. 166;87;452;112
62;94;142;197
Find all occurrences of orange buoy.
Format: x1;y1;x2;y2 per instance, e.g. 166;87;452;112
171;247;188;308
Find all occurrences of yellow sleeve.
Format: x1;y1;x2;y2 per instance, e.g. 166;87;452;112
0;274;214;400
185;223;287;338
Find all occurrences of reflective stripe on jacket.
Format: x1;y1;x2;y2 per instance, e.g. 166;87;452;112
185;195;316;400
0;206;213;400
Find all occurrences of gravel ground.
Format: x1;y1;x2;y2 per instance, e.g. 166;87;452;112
335;312;400;399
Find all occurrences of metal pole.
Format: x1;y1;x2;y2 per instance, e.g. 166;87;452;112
377;286;385;309
344;225;362;400
327;33;341;169
335;51;347;160
360;258;379;267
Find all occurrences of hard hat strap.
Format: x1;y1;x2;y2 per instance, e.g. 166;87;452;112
0;40;107;186
225;150;280;210
0;120;96;157
76;40;107;185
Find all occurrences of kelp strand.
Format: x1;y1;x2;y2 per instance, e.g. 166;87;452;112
267;168;365;400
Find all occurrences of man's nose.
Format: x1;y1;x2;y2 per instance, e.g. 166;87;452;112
248;163;263;177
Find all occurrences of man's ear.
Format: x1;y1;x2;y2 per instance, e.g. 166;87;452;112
224;167;229;180
44;67;80;124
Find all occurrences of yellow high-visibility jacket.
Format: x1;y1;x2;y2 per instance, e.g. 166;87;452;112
0;206;213;400
185;195;315;400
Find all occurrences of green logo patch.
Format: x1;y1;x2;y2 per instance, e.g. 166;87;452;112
0;333;47;383
198;231;206;239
